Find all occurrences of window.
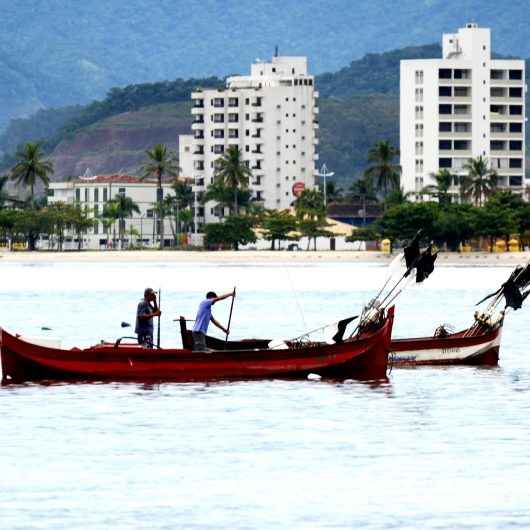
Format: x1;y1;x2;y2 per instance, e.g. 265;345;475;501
75;188;80;202
415;123;424;137
415;141;423;155
94;188;99;203
439;86;451;97
439;140;452;150
439;68;451;79
118;188;126;196
439;104;451;114
415;70;424;84
490;69;505;80
453;69;470;79
228;113;239;123
509;158;523;168
212;97;224;107
454;140;470;150
212;145;224;154
212;113;224;123
509;176;523;187
415;88;423;102
84;188;89;202
103;188;108;202
509;122;523;133
415;105;424;119
439;122;452;132
490;140;505;151
228;97;239;107
509;105;523;115
454;86;470;97
415;159;424;173
491;123;506;133
228;129;238;138
509;70;523;80
509;140;523;151
491;87;505;98
439;158;452;168
213;129;224;138
454;122;471;133
93;221;99;235
245;98;250;105
509;87;523;98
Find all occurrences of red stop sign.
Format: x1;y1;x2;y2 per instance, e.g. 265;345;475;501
292;181;305;197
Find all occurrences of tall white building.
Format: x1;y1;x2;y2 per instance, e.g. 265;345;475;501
400;23;526;200
179;55;319;227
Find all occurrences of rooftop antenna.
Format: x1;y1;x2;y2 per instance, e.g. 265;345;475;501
274;45;279;57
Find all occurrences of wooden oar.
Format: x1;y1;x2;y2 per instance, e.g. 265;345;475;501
157;288;162;348
225;287;236;343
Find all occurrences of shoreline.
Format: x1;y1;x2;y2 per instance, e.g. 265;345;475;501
1;250;529;266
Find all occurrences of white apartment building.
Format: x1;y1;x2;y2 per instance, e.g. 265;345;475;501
400;23;526;200
179;55;319;227
48;175;178;249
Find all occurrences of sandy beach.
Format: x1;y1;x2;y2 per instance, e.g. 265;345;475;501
1;249;529;266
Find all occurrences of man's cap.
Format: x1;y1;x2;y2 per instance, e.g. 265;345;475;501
206;291;217;299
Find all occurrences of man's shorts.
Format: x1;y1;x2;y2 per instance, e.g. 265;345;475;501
192;331;210;352
137;334;154;348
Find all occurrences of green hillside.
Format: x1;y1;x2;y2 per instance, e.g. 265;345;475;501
1;43;528;187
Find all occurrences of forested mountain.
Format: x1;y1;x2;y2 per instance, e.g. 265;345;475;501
0;43;528;185
1;0;530;130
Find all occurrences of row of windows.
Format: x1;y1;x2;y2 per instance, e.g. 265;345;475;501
439;157;523;169
74;187;121;202
439;122;472;133
439;86;471;97
439;140;471;151
439;104;471;115
491;140;523;151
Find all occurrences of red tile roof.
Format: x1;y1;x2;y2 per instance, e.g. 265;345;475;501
73;174;191;184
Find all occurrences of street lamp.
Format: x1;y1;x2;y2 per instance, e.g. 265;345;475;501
315;163;335;207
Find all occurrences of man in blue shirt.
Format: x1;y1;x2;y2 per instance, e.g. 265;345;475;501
135;288;161;348
192;290;234;352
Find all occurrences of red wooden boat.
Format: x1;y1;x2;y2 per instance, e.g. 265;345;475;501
0;307;394;383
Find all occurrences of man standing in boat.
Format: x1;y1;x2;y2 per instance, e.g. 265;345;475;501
192;291;234;352
135;287;161;348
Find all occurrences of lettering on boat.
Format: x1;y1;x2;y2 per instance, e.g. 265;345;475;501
441;347;460;354
392;354;416;362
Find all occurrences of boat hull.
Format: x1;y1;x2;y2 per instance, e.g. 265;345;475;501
390;325;502;367
0;309;393;383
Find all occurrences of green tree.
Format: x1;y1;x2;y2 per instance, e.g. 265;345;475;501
108;194;141;248
364;140;401;197
473;202;517;251
204;179;251;213
421;169;454;207
378;202;439;242
294;188;326;221
213;145;251;214
261;210;298;250
9;142;54;201
350;177;377;226
323;181;343;203
462;156;498;206
204;214;256;250
384;187;412;209
142;143;180;248
101;200;121;248
0;176;9;208
435;204;477;251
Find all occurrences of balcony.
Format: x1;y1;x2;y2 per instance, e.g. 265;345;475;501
192;115;204;123
251;98;263;107
192;99;204;108
251;146;263;154
193;147;204;155
251;163;262;170
252;114;264;123
194;131;204;139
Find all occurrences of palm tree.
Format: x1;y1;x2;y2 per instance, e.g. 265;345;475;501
101;201;120;248
214;145;251;214
111;194;140;248
142;144;179;248
364;141;401;197
462;156;498;206
9;142;54;202
350;177;377;226
421;169;454;206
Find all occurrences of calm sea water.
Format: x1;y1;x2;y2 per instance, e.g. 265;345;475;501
1;260;530;529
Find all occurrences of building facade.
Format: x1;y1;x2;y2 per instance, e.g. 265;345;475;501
400;24;526;200
179;55;319;227
48;175;177;249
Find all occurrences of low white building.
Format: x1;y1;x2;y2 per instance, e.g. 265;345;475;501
47;174;182;249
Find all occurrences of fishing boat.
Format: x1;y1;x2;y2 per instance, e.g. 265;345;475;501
0;307;394;383
390;313;503;366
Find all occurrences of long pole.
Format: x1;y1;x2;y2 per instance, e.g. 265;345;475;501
225;287;236;343
157;288;161;348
